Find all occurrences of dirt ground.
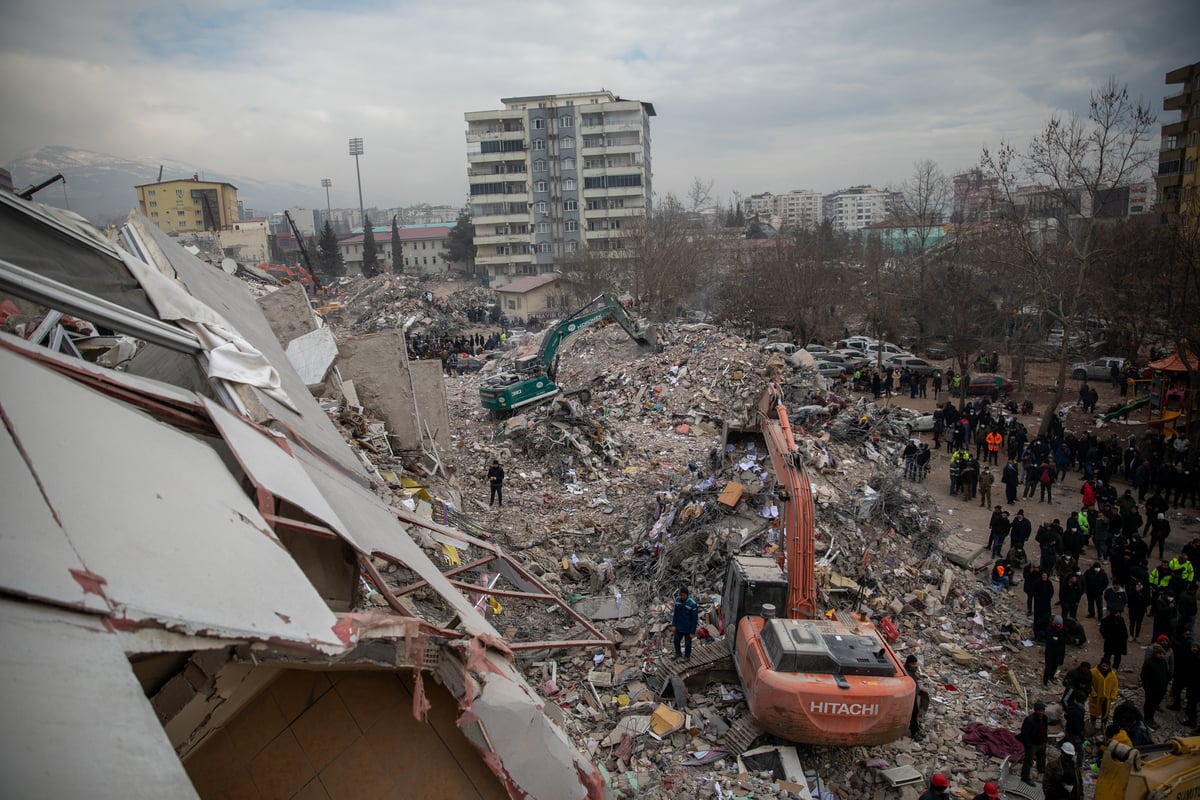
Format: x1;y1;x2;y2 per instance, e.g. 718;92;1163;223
879;355;1200;728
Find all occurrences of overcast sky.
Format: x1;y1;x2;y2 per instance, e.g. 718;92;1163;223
1;0;1194;212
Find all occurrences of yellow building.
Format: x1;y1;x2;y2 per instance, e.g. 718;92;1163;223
1157;61;1200;232
135;175;239;234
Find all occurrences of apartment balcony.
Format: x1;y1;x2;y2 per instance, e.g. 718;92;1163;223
474;232;532;247
1163;120;1188;138
476;251;534;267
465;109;525;124
1164;89;1189;111
472;210;532;226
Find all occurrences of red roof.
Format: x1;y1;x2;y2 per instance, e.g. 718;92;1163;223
1148;351;1199;373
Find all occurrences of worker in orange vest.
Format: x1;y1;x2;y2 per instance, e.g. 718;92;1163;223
985;428;1003;465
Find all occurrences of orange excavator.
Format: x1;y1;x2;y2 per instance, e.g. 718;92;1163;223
721;380;916;745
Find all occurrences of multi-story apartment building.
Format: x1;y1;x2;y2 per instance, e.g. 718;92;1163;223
740;190;822;230
465;90;655;286
337;223;454;276
1156;60;1200;230
951;169;1004;224
135;176;239;234
822;186;893;232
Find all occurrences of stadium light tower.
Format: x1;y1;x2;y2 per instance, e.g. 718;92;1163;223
348;138;364;231
321;178;332;213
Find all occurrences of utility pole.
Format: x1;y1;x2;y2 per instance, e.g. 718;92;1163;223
348;138;364;231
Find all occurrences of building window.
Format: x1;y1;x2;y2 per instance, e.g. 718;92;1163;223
1164;135;1179;150
507;299;518;309
1191;131;1199;147
535;202;547;213
560;137;574;150
148;189;156;195
563;178;576;190
565;220;577;232
562;157;575;170
534;159;547;172
497;245;511;255
177;210;185;217
560;116;573;127
568;240;579;252
1187;159;1197;174
533;118;545;129
537;222;549;233
538;242;551;253
149;201;157;207
176;189;183;197
533;140;546;151
564;200;578;211
151;211;158;217
535;181;548;192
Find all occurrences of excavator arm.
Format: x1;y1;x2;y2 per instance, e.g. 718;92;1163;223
757;380;817;619
527;293;656;373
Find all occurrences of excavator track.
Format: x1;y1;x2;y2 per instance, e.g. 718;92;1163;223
669;639;732;677
722;715;766;756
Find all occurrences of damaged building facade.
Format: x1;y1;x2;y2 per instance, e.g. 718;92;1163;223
0;192;607;799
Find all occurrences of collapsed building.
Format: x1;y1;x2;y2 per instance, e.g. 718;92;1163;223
4;193;1179;799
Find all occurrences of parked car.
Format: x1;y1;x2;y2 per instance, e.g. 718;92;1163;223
866;341;909;359
1071;356;1125;381
803;344;831;356
835;349;870;369
908;414;935;433
967;373;1014;395
814;360;847;379
843;336;875;352
763;342;798;356
883;355;941;377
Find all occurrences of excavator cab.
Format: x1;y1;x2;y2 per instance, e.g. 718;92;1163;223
723;556;788;653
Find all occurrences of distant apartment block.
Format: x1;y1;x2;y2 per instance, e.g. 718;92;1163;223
741;190;823;230
1156;60;1200;229
135;176;239;235
822;186;894;232
464;90;655;287
952;169;1004;224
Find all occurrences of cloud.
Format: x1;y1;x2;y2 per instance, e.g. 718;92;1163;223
0;0;1192;211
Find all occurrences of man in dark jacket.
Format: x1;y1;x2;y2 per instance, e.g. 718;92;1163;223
1100;606;1129;669
1043;616;1068;686
1019;701;1048;785
487;459;505;507
671;587;699;659
1003;460;1021;505
905;655;923;739
1083;562;1109;618
1141;643;1171;728
1059;574;1083;620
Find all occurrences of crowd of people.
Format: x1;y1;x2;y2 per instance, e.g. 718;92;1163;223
917;400;1200;795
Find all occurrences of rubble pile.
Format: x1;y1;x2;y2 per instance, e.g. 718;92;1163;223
318;273;498;336
323;321;1136;798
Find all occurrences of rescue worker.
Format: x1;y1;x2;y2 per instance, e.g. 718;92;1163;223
1170;553;1195;588
979;466;995;508
918;772;951;800
486;459;505;507
986;427;1002;465
971;782;1000;800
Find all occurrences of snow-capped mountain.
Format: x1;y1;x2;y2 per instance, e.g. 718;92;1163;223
4;146;322;224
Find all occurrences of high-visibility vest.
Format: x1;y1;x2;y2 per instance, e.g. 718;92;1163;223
986;432;1002;452
1149;568;1172;588
1169;558;1195;584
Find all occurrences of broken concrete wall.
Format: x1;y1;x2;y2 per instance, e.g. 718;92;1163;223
256;283;318;350
183;668;506;800
337;331;449;454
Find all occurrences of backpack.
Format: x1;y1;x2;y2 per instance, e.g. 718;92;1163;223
1040;465;1053;485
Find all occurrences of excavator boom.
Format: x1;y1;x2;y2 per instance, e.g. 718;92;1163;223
724;379;915;746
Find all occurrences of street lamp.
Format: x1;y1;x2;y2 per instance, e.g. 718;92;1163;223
348;138;364;231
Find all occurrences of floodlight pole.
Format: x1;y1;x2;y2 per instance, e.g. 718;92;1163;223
349;138;364;231
321;178;332;214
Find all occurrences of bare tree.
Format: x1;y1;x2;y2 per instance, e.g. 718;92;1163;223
980;79;1156;433
687;177;715;214
612;193;716;319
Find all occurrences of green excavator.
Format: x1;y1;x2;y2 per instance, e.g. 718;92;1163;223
479;293;657;417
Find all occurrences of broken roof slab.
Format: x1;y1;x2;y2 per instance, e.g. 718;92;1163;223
0;343;344;650
0;599;200;799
